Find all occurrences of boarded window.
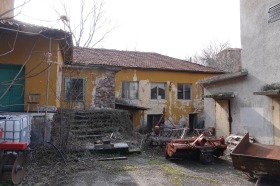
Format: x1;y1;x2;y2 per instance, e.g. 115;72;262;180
268;3;280;23
121;81;139;99
65;77;85;101
177;83;191;100
151;83;166;100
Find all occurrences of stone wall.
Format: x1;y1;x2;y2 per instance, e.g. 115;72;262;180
94;71;116;109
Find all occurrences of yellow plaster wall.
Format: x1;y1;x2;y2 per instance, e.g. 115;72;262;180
116;69;219;128
0;33;62;111
61;67;112;110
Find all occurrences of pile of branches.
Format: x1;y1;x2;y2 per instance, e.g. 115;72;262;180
51;109;136;152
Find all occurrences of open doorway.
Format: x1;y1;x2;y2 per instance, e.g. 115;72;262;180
188;113;197;133
215;99;231;137
147;114;162;132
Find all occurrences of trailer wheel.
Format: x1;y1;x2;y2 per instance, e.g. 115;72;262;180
200;152;214;164
165;153;171;159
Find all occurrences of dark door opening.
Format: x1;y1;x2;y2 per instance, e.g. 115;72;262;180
147;114;162;132
189;113;197;133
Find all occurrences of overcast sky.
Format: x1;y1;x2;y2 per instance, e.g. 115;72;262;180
15;0;241;60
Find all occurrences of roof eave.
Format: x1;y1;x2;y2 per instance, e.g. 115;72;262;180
253;89;280;97
99;66;224;74
198;69;248;87
63;63;122;71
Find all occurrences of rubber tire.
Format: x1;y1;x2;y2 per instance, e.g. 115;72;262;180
200;152;214;164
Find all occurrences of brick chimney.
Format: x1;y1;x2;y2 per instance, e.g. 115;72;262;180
0;0;14;18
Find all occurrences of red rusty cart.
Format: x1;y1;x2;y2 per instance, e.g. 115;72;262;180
165;133;227;164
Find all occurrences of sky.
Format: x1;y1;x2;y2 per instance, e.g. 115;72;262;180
15;0;241;60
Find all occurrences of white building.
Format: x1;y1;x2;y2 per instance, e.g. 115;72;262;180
199;0;280;145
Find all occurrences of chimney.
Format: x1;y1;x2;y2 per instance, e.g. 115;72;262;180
0;0;14;18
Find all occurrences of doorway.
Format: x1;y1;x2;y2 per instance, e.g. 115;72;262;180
0;64;25;111
147;114;162;132
215;99;231;138
189;113;197;133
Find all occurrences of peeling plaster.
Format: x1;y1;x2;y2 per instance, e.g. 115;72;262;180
133;70;137;81
115;69;218;128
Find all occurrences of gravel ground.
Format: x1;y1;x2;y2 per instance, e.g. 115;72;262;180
2;146;279;186
63;150;280;186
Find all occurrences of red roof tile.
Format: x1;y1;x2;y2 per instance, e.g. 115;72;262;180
73;47;223;73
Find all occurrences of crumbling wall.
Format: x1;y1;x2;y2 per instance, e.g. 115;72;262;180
94;72;116;108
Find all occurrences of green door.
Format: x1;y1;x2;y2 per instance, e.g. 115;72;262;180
0;64;25;111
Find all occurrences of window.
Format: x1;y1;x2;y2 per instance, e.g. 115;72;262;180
268;3;280;23
65;77;85;101
151;83;166;100
121;81;139;99
177;83;191;100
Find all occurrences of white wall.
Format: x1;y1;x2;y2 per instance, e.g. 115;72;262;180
204;0;280;144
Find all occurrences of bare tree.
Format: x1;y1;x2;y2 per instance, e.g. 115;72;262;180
192;41;242;72
193;41;231;66
56;0;114;47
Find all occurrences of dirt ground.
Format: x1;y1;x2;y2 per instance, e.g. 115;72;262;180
13;146;280;186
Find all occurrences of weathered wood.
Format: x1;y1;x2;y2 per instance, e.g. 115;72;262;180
97;157;127;161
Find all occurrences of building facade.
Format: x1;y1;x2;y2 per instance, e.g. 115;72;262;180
199;0;280;144
0;18;72;112
73;47;223;130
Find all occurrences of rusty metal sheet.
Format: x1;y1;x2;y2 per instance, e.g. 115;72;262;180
231;133;280;176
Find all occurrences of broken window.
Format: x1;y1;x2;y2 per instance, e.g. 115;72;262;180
121;81;139;99
268;3;280;23
177;83;191;100
65;77;86;101
151;83;166;100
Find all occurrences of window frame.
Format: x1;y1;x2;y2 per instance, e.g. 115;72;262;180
64;77;86;101
151;82;166;100
121;81;139;100
177;83;192;100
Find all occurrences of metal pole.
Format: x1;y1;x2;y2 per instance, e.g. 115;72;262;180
44;38;52;142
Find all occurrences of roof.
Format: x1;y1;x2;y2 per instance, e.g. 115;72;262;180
0;18;73;61
0;18;70;39
204;92;235;100
254;90;280;97
115;98;150;110
72;47;224;73
198;69;248;87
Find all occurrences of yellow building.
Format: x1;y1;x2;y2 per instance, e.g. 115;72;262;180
0;18;72;112
72;47;223;131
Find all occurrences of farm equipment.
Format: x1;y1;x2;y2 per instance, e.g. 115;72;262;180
144;109;187;147
165;133;227;164
0;115;31;184
231;132;280;182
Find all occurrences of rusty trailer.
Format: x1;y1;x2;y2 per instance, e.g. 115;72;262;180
165;133;227;164
230;132;280;178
